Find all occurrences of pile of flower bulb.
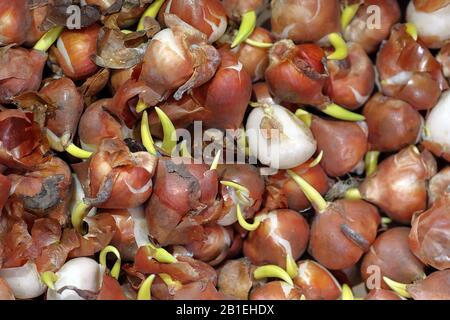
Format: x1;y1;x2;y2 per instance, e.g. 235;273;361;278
1;0;450;301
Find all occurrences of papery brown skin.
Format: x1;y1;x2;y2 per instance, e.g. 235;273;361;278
185;225;233;266
24;4;49;47
309;199;380;270
364;93;422;152
407;270;450;300
8;156;72;224
40;77;84;149
191;47;252;130
271;0;340;43
265;159;330;211
325;42;374;110
0;110;47;170
217;258;254;300
293;260;341;300
159;0;228;43
376;24;448;110
110;65;139;94
359;146;437;224
365;289;402;300
0;47;47;104
243;209;310;268
69;213;116;258
73;138;157;209
172;281;232;300
78;99;129;151
107;209;139;261
265;40;329;106
0;0;31;46
310;116;368;177
51;24;100;80
139;14;220;106
234;28;273;81
437;43;450;79
250;281;302;300
217;164;265;225
223;0;268;19
145;158;220;245
361;227;426;289
0;173;11;213
79;68;111;100
0;277;14;300
343;0;401;54
134;247;218;285
409;194;450;270
428;167;450;205
97;274;127;300
85;0;120;12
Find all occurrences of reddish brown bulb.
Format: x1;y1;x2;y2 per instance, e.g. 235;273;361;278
185;225;233;266
405;270;450;300
363;93;423;152
428;167;450;205
24;4;49;47
250;281;302;300
376;24;448;110
361;227;426;289
365;289;402;300
243;209;310;269
234;28;273;81
97;274;127;300
217;164;265;226
409;193;450;270
325;42;375;110
265;40;329;106
309;199;380;270
0;47;47;104
310;116;368;177
51;24;101;80
72;138;157;209
271;0;341;43
437;43;450;80
0;173;11;212
145;158;219;246
359;146;437;224
343;0;401;54
40;77;84;151
265;159;330;211
159;0;228;43
217;258;254;300
223;0;268;20
293;260;342;300
0;0;31;46
0;277;14;300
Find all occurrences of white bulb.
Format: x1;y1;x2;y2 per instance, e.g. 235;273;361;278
424;90;450;153
0;262;46;299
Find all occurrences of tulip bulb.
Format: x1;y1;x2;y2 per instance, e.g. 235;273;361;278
406;0;450;49
0;263;46;300
46;258;104;300
0;0;31;46
246;104;317;169
250;281;302;300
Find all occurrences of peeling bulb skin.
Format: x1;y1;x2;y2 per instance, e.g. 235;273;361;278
72;138;157;209
249;281;302;300
407;270;450;300
0;47;47;104
243;209;310;269
139;14;221;106
310;116;368;177
264;159;330;212
24;4;49;47
325;42;375;110
271;0;341;44
97;274;127;300
235;27;273;81
246;104;317;170
364;93;423;153
222;0;268;21
217;258;254;300
343;0;401;54
359;146;437;224
159;0;228;44
376;24;448;111
423;91;450;161
51;24;101;81
406;0;450;49
365;289;403;300
309;199;380;270
0;277;15;300
293;260;342;300
0;0;31;46
409;193;450;271
47;257;104;300
360;227;426;290
0;173;11;213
